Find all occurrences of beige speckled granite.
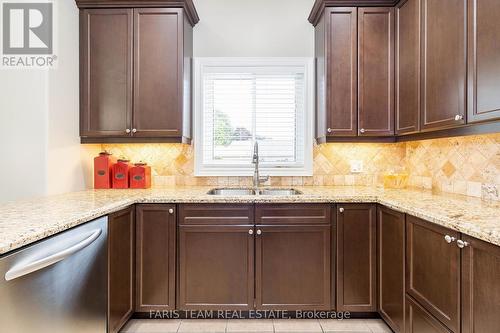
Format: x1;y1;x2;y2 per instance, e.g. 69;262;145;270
1;186;499;255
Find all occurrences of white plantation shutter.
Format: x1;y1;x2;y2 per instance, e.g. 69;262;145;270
194;59;313;176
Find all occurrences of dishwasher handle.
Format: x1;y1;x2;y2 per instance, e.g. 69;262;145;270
5;229;102;281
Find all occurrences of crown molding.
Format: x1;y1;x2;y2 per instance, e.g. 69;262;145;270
308;0;399;26
75;0;199;26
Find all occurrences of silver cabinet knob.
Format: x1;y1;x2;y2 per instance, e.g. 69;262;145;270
444;235;456;243
457;239;469;248
132;128;137;133
256;229;262;235
168;208;174;214
360;128;366;134
339;207;344;213
327;128;332;133
248;229;254;235
454;115;463;121
125;129;131;134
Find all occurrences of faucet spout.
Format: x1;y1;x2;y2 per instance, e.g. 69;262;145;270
252;141;269;188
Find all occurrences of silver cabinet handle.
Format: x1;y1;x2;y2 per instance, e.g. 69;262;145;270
125;129;131;134
327;128;332;133
339;207;344;213
5;229;102;281
360;128;366;134
256;229;262;235
168;208;174;214
248;229;254;235
454;115;463;121
132;128;137;133
457;240;469;248
444;235;456;244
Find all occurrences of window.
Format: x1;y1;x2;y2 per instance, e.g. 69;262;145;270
194;58;313;176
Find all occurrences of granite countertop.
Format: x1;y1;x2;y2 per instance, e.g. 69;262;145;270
1;186;499;255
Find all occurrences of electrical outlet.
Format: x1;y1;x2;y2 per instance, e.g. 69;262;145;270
350;160;363;173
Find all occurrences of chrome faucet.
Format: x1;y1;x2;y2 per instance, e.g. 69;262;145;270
252;141;269;188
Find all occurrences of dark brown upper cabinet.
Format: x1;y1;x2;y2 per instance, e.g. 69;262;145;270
421;0;467;131
378;206;405;333
317;7;358;139
80;9;133;138
461;235;500;333
358;7;395;136
108;206;135;333
395;0;421;135
336;204;377;312
78;1;198;143
467;0;500;123
135;204;176;312
406;216;461;333
314;6;395;141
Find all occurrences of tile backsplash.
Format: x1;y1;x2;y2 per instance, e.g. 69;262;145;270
101;133;500;200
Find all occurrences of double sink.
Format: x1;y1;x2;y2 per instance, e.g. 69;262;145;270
207;188;302;196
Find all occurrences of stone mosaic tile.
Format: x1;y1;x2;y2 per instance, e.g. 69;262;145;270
102;133;500;201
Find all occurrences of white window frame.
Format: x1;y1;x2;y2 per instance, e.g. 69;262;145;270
193;57;314;177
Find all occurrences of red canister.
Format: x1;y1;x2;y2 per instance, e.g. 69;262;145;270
129;162;152;189
112;159;131;189
93;152;116;189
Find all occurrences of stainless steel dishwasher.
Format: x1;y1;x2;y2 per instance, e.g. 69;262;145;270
0;216;108;333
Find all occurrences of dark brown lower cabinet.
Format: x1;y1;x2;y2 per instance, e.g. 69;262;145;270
108;206;135;333
135;204;176;311
378;206;405;332
461;235;500;333
255;225;331;310
406;216;460;333
406;295;452;333
336;204;377;312
178;225;254;310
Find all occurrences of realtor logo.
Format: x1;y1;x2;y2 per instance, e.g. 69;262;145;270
2;1;56;67
3;3;52;54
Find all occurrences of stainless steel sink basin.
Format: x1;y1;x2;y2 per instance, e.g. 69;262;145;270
258;188;302;196
207;188;302;196
207;188;256;195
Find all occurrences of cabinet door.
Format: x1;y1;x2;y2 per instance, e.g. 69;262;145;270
108;206;134;333
133;8;183;137
135;204;176;311
406;295;452;333
336;204;377;312
396;0;421;135
462;235;500;333
467;0;500;123
80;9;133;137
178;225;254;310
378;206;405;333
421;0;466;130
326;7;358;137
358;8;395;136
255;225;331;310
406;216;460;333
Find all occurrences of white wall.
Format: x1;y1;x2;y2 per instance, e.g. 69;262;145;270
0;70;49;202
193;0;315;57
0;0;97;202
47;0;98;195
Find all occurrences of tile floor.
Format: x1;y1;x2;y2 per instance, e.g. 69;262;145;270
121;319;392;333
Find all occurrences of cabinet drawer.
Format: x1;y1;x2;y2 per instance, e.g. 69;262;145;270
255;204;331;225
179;204;254;225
